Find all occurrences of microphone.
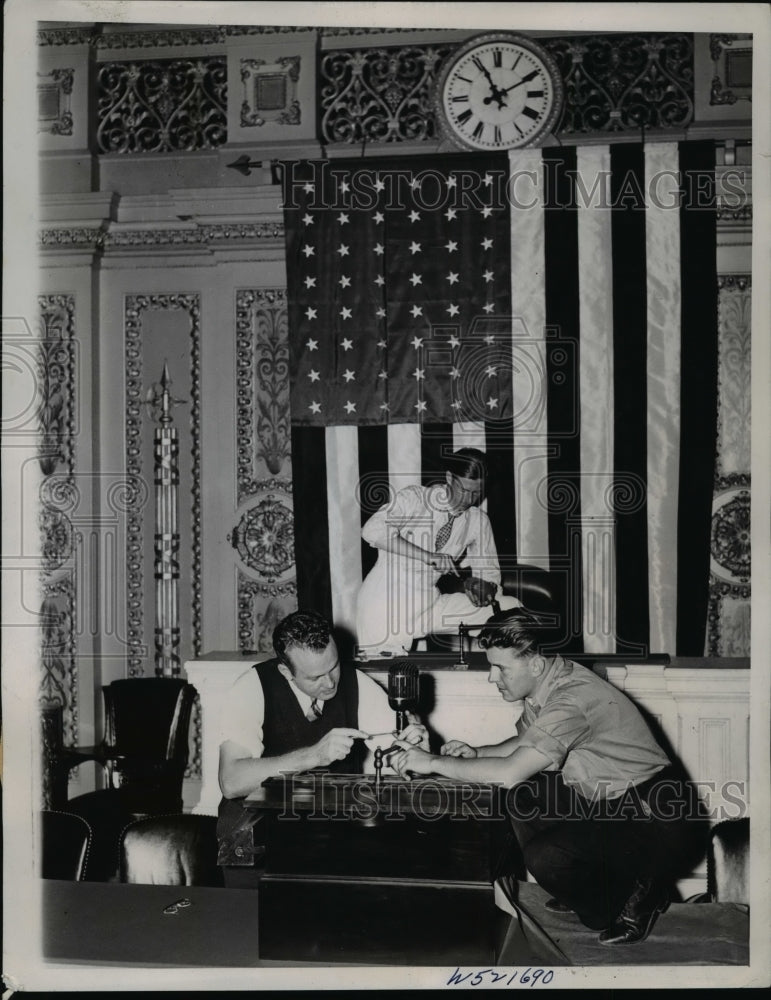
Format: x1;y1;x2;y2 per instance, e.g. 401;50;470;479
387;661;419;733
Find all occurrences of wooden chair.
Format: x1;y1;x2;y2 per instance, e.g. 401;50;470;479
40;809;92;881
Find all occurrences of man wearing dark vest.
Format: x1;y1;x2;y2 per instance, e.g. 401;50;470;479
216;610;426;881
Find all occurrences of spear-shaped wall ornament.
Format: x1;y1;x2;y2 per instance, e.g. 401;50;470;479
145;362;186;677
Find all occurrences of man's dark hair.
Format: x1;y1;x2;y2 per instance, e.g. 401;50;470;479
443;447;487;481
478;608;543;657
273;611;333;671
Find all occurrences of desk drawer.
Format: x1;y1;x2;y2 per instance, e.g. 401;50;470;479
258;875;502;965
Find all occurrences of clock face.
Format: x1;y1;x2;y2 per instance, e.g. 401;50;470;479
436;34;563;151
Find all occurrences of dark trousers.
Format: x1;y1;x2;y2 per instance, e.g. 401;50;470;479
505;767;699;930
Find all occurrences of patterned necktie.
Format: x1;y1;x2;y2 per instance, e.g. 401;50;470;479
435;512;458;552
306;698;323;722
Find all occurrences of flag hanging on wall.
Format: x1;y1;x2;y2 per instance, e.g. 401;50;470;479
282;142;718;658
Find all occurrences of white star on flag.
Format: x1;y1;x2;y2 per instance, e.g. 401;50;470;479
486;397;499;410
339;275;351;288
483;303;495;314
340;179;350;194
302;245;314;258
446;240;458;253
337;244;350;257
411;336;424;349
374;243;384;255
374;211;384;224
374;274;385;286
409;210;420;223
484;334;495;345
377;339;387;348
338;212;349;225
481;238;493;250
343;369;355;382
309;401;321;413
344;400;356;413
448;335;461;349
446;272;459;285
450;367;461;379
302;213;313;225
481;207;493;218
410;305;423;318
451;399;462;409
413;368;425;380
305;306;317;320
483;270;494;282
376;307;386;318
445;208;457;221
306;338;318;351
341;338;353;350
409;273;422;286
340;307;352;320
304;276;316;289
447;176;457;188
308;369;320;382
379;402;390;411
378;370;388;380
303;182;314;194
485;365;497;378
409;241;422;255
483;173;493;186
415;399;427;413
374;178;385;192
447;304;460;317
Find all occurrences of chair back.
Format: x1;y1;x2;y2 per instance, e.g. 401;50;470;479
708;817;750;904
120;814;224;888
104;678;195;762
41;809;92;880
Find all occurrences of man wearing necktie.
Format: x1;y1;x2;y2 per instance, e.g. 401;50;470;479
216;610;427;881
356;447;520;656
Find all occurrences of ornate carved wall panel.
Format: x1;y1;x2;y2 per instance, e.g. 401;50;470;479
707;276;751;657
96;57;227;153
233;289;297;653
37;68;74;135
37;295;78;769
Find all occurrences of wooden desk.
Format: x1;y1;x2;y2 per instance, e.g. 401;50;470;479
43;880;261;967
228;774;513;965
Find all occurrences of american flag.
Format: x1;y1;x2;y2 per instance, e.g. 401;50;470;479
284;153;514;426
282;144;719;658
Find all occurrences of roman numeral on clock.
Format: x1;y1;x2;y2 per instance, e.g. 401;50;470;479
494;125;501;144
493;48;502;68
451;95;469;103
521;106;540;121
456;109;473;126
527;90;544;98
472;121;484;141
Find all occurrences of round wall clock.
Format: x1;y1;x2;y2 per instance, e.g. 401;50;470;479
435;33;564;151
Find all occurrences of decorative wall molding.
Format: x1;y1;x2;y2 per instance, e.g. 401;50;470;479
237;573;298;655
241;56;301;127
707;276;751;657
124;294;202;677
96;57;227;153
41;575;79;748
235;289;291;491
710;34;752;106
38;295;77;477
40;223;285;252
38;68;74;135
38;26;97;47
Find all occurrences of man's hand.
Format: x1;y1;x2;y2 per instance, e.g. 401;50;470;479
440;739;477;759
313;727;368;767
463;576;497;608
426;551;459;575
389;742;437;779
399;714;429;751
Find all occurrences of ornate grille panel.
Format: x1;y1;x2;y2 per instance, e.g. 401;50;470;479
96;57;227;153
320;33;694;144
542;33;693;133
320;44;456;144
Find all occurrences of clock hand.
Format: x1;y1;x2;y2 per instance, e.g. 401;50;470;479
474;58;508;109
502;69;541;95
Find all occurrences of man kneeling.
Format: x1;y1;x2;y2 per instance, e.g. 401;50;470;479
391;610;696;945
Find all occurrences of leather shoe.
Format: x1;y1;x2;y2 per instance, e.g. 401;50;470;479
544;897;575;914
598;879;670;945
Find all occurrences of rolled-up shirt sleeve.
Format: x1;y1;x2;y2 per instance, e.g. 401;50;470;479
362;486;422;549
464;508;502;586
516;700;591;769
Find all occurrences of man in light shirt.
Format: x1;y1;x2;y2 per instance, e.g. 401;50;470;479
392;609;696;946
217;610;426;882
